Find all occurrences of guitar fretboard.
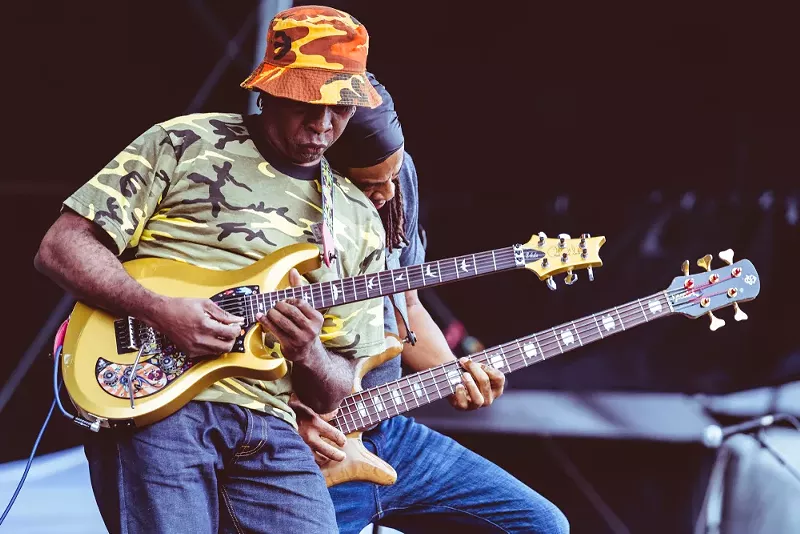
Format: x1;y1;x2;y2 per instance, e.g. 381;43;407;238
225;246;525;321
331;291;674;435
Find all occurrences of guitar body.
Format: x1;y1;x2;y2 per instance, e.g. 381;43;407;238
61;243;322;428
323;334;403;487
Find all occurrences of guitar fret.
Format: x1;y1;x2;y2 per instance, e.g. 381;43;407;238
420;375;432;403
573;321;583;346
532;334;544;361
404;266;411;289
591;314;604;338
437;261;442;283
551;327;564;354
453;258;460;279
419;264;427;287
663;290;675;313
372;390;386;419
615;307;626;330
637;299;649;322
491;250;498;271
352;276;358;301
430;369;442;400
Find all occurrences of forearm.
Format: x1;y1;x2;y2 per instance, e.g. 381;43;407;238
398;295;457;372
34;212;166;325
291;339;355;413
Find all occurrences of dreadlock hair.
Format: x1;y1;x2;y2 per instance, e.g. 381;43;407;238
382;176;408;253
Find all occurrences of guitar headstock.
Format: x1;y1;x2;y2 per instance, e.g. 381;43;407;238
519;232;606;290
665;248;760;330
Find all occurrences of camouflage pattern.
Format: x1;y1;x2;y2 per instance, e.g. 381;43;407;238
241;5;382;108
63;112;387;427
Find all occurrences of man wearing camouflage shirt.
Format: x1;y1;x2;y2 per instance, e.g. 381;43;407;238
34;6;385;533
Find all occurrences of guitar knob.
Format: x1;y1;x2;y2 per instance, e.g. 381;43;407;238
565;269;578;285
538;232;547;246
708;311;726;331
587;266;595;282
733;303;748;322
546;276;557;291
681;260;690;276
557;233;570;248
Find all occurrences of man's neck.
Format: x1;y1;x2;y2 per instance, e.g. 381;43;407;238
245;115;319;181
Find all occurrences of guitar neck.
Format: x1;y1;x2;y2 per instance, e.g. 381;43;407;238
249;246;525;317
332;291;675;434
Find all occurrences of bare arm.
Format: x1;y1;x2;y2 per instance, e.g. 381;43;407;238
398;289;505;410
290;335;356;414
396;289;457;371
34;210;243;357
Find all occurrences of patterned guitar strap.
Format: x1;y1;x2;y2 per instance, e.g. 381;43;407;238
314;158;337;269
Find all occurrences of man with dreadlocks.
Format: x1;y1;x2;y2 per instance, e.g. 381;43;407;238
289;73;570;534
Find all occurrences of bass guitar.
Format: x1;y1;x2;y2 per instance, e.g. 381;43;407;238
321;249;760;487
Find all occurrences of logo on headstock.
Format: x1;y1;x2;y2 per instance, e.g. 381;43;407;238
744;275;757;286
671;290;698;304
523;250;541;261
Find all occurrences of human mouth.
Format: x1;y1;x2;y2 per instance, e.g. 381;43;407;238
300;143;327;153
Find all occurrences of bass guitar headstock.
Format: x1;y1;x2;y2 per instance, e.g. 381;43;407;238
519;232;606;290
665;248;760;330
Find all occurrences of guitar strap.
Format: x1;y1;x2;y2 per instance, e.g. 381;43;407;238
313;158;337;268
389;289;417;346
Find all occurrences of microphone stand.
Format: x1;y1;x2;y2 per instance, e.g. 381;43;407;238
754;424;800;485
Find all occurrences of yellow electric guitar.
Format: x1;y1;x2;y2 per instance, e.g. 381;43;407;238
321;249;761;487
61;232;605;429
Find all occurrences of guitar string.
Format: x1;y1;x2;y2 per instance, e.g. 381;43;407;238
208;250;520;310
332;288;739;431
333;286;738;433
333;284;732;423
332;294;670;429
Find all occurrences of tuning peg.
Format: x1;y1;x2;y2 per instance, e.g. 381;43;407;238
718;249;734;266
708;311;726;331
681;260;690;276
565;269;578;285
557;233;570;248
733;303;748;321
579;233;590;249
697;254;713;272
537;232;547;246
545;276;557;291
587;266;595;282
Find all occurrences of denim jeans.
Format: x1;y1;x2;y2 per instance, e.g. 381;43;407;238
329;416;569;534
84;401;337;534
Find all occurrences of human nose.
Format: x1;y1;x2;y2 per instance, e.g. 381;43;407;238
372;180;395;202
307;106;333;135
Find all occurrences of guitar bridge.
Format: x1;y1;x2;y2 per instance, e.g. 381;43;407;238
114;317;139;353
113;317;162;355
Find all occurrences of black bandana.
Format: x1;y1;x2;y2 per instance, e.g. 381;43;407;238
326;72;405;169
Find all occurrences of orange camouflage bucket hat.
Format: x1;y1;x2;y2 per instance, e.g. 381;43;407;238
241;5;382;108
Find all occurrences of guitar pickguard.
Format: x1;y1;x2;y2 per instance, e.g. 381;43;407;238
99;285;260;399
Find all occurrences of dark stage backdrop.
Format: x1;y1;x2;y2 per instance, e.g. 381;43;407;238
1;1;798;464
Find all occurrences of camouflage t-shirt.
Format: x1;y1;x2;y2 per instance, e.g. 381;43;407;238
63;112;387;427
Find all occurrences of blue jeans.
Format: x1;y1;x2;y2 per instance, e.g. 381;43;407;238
84;401;337;534
329;416;569;534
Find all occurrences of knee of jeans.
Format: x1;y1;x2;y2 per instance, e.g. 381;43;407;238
535;501;570;534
